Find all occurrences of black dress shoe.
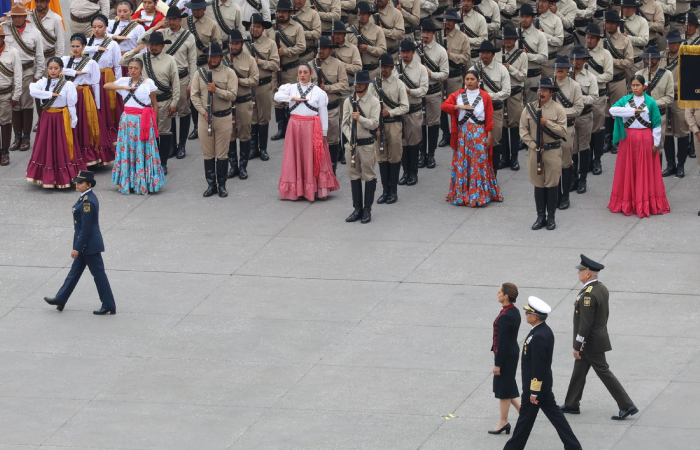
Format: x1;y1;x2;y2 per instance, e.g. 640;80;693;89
345;208;363;222
487;423;511;435
662;164;676;177
44;297;65;312
611;405;638;420
406;172;417;186
560;405;581;414
510;160;520;171
558;198;570;210
611;144;618;154
93;308;116;315
176;142;186;159
676;165;685;178
577;181;587;194
259;149;269;161
187;129;198;140
592;160;602;175
163;166;168;176
498;158;509;170
426;155;436;169
438;136;450;147
398;173;408;185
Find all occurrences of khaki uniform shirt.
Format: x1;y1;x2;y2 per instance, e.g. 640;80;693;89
604;32;634;75
334;39;362;78
294;2;323;53
504;47;528;87
191;63;239;115
621;13;648;57
400;56;428;105
342;91;380;141
234;0;272;22
587;40;613;88
245;35;281;79
205;0;246;36
369;70;409;117
638;0;665;46
636;66;674;110
311;55;349;104
139;27;197;78
460;9;488;56
347;21;387;67
2;24;45;77
537;10;564;57
554;76;584;118
660;53;680;93
471;59;510;103
474;0;500;37
119;50;180;101
446;27;471;74
276;21;307;66
30;9;65;58
186;15;223;62
375;4;405;53
521;25;549;70
0;46;23;101
231;50;259;99
400;0;421;32
519;98;568;150
574;67;599;106
657;0;676;14
574;0;596;20
422;39;448;84
70;0;109;19
313;0;342;31
556;0;578;47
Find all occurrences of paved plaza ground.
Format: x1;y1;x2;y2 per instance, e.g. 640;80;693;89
0;130;698;449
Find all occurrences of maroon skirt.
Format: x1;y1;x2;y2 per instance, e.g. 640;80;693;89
26;109;85;189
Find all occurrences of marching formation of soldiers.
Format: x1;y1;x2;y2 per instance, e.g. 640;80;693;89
2;0;700;223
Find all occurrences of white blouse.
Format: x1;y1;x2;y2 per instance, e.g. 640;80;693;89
107;20;146;52
609;95;662;147
457;89;486;124
138;10;157;28
29;78;78;128
61;56;101;109
84;37;123;80
114;77;157;107
273;82;329;136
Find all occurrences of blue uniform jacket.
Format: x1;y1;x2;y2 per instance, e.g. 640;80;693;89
72;190;105;255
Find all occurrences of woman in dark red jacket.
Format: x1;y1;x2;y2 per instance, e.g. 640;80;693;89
441;69;503;207
132;0;165;31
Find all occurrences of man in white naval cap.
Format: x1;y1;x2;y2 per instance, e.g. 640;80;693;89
503;296;582;450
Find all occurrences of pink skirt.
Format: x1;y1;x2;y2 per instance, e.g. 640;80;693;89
278;114;340;201
607;128;670;218
26;110;85;189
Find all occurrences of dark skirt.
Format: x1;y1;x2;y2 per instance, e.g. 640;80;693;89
493;353;520;399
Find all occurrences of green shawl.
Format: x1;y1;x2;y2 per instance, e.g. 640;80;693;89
612;93;662;145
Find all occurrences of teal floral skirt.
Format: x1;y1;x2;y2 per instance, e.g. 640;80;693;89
111;112;165;195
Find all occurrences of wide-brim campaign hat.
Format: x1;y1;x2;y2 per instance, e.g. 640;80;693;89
356;1;374;14
575;254;604;271
524;296;552;317
477;40;497;53
605;10;623;22
530;77;559;92
549;55;571;68
355;70;375;84
277;0;295;11
72;170;96;185
618;0;641;6
243;13;272;29
165;5;188;19
400;39;417;51
640;45;663;59
503;26;519;40
208;42;227;56
687;12;699;26
4;3;30;15
319;36;338;48
147;32;172;45
185;0;212;9
519;4;535;15
579;23;603;37
329;20;351;33
568;45;592;59
379;53;394;66
420;18;441;31
663;29;685;44
229;30;247;42
443;8;461;21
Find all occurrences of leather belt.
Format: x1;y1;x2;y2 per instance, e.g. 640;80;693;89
594;10;604;18
212;107;232;117
408;103;422;114
449;68;463;78
0;85;13;95
236;93;252;103
543;141;561;150
633;56;642;64
22;61;34;71
281;60;299;71
574;19;590;28
598;87;608;96
612;72;626;82
356;136;375;145
405;26;414;34
427;83;441;96
362;62;379;71
384;115;402;123
670;14;686;23
567;117;576;127
156;92;173;102
44;48;56;57
658;107;667;115
511;86;523;96
564;35;575;45
527;68;541;78
300;47;314;57
492;101;503;111
327;99;340;110
259;75;272;86
71;13;93;23
548;52;557;60
581;105;593;115
178;68;189;79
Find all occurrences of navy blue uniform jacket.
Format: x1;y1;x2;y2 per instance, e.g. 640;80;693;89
73;190;105;255
521;322;555;396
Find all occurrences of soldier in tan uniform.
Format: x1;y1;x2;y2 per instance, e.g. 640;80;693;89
500;25;528;171
520;5;549;103
619;0;648;78
293;0;322;64
583;22;613;176
271;0;306;140
347;2;387;79
568;45;598;195
0;28;22;166
226;30;259;181
120;32;180;174
573;0;596;36
191;42;238;197
418;19;448;169
244;13;280;161
439;8;470;148
375;0;405;57
312;0;342;31
205;0;246;36
473;0;500;50
603;9;633;156
311;36;349;173
341;0;358;26
370;53;409;204
519;78;567;230
397;38;428;185
3;4;44;152
342;70;380;224
555;0;578;58
638;0;664;48
184;0;223;140
139;6;197;160
659;30;691;178
550;55;583;210
399;0;421;39
536;0;564;79
460;0;488;61
70;0;110;37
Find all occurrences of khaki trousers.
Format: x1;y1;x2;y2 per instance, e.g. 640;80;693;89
15;70;34;111
326;105;340;145
606;79;627;118
506;91;524;128
562;121;576;168
574;112;593;153
176;77;190;116
527;147;562;188
592;94;607;131
668;102;690;137
492;107;503;147
157;99;173;136
376;121;402;163
659;112;668;150
524;76;540;104
403;110;422;146
424;93;441;127
199;113;232;160
70;19;93;38
0;92;11;125
345;142;376;181
231;101;252;142
252;79;273;125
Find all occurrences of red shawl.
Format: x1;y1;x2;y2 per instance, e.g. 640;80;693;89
132;10;165;32
441;88;494;159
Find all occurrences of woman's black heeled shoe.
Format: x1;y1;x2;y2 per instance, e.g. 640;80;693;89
488;423;511;435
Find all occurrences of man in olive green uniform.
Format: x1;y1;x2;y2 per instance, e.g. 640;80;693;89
228;30;260;181
603;10;633;156
520;78;567;231
139;6;197;160
438;8;470;148
342;70;380;224
569;45;598;195
271;0;306;140
500;25;528;171
313;0;342;31
191;43;238;198
244;13;280;162
311;36;349;173
375;0;405;57
293;0;322;64
370;53;409;204
584;22;613;177
346;2;387;79
121;32;180;174
561;255;638;421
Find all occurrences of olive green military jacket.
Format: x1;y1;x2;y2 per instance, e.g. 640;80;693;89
573;280;612;353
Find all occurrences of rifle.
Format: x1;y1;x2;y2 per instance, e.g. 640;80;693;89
535;0;540;29
250;23;257;107
536;88;543;175
351;89;358;168
377;74;384;155
686;12;690;40
316;37;323;86
477;60;483;90
397;58;406;141
207;43;213;137
571;53;576;81
442;15;448;101
419;23;426;121
275;20;282;85
647;52;654;92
